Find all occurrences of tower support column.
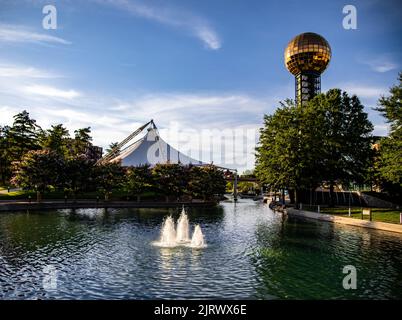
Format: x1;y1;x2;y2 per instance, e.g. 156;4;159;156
295;72;321;106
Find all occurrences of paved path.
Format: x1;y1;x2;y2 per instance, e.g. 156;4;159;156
0;188;21;194
287;207;402;235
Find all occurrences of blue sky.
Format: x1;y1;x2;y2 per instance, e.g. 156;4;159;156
0;0;401;171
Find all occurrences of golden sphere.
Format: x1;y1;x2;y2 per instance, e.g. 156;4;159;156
284;32;331;75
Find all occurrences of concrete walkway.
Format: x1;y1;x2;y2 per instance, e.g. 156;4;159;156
0;187;21;194
287;208;402;234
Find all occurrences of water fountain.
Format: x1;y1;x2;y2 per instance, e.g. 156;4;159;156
190;225;206;248
176;207;190;243
153;207;206;248
158;216;177;247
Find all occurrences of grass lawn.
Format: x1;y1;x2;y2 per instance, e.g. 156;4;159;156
302;205;402;224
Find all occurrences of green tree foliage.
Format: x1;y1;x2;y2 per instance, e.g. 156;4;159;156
2;112;227;203
93;162;125;200
8;110;41;163
203;165;226;198
40;124;70;157
0;126;12;185
12;150;64;201
189;166;207;199
64;156;96;198
152;163;189;201
256;90;373;205
73;127;92;156
0;110;101;188
255;100;315;198
189;165;226;200
124;164;153;201
238;182;256;194
375;73;402;187
309;89;373;204
106;142;119;155
226;181;234;193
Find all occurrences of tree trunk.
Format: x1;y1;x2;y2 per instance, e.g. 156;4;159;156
295;189;300;208
137;195;140;202
281;189;285;205
288;189;295;204
105;192;109;201
36;190;42;202
165;195;169;203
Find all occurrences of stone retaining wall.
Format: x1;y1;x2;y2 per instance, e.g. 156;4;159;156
359;192;397;209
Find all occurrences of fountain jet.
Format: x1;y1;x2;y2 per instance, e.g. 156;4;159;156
153;208;206;248
159;216;177;247
190;224;206;248
176;208;190;243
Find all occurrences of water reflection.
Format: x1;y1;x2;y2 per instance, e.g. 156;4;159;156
252;215;402;299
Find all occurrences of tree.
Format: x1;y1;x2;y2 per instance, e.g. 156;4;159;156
203;165;226;199
63;156;96;199
152;164;189;202
124;165;153;201
375;73;402;187
12;150;64;201
238;182;256;194
93;162;125;200
255;100;316;203
189;165;226;200
8;110;41;163
255;90;373;206
0;126;12;185
73;127;92;157
308;89;373;205
39;124;70;157
106;142;119;155
188;166;206;199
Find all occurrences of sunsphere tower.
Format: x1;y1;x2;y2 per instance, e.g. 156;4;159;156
284;32;331;106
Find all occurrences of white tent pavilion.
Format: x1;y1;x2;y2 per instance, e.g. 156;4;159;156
107;122;204;166
98;120;239;200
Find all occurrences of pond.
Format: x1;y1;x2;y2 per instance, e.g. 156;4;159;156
0;200;401;299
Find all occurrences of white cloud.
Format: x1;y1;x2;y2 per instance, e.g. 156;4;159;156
370;61;398;73
23;85;81;99
0;63;59;78
359;54;398;73
195;26;221;50
336;83;387;99
0;63;75;106
93;0;221;50
0;88;272;171
0;105;18;125
373;124;389;137
115;92;272;129
0;24;71;45
0;59;281;171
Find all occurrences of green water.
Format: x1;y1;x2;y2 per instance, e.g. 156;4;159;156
0;200;401;299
